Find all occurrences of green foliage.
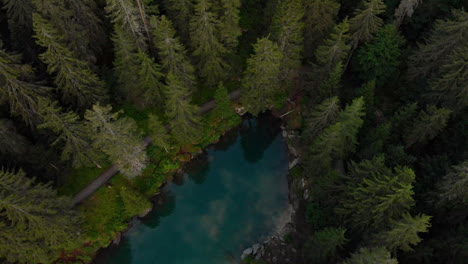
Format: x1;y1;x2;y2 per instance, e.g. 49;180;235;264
303;0;341;58
344;247;398;264
38;98;103;168
2;0;34;55
305;227;347;263
0;49;46;126
438;161;468;207
315;19;350;72
404;105;452;147
305;201;326;230
33;13;107;109
105;0;146;47
349;0;386;47
357;24;404;85
271;0;305;78
119;186;151;216
152;15;196;90
85;104;148;178
375;213;431;253
164;73;200;145
137;49;165;106
0;119;31;158
211;83;238;123
0;169;81;264
190;0;228;86
163;0;193;41
219;0;242;50
148;114;170;152
303;96;340;139
339;159;416;230
241;37;283;116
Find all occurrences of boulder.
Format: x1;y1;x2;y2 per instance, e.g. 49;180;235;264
253;243;261;255
241;247;253;260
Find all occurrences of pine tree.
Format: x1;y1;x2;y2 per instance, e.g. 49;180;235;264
337;97;366;155
271;0;305;79
37;98;103;168
164;73;200;145
429;45;468;111
409;10;468;78
344;247;398;264
119;186;151;216
305;227;348;263
349;0;386;50
211;83;237;122
357;24;404;85
0;49;48;126
148;114;170;152
137;49;165;106
2;0;35;56
189;0;228;86
0;169;80;264
303;96;341;139
163;0;193;42
438;161;468;207
394;0;422;27
241;38;283;116
303;0;340;59
152;15;196;90
105;0;147;48
404;105;451;147
219;0;242;51
339;162;416;230
85;104;148;178
376;213;431;253
33;13;107;109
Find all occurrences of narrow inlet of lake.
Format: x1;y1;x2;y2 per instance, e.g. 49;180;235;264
94;115;290;264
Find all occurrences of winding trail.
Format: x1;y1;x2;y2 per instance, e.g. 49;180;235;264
71;90;241;206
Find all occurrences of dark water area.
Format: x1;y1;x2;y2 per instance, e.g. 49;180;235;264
93;114;290;264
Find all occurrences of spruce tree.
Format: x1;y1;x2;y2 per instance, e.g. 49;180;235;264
339;162;416;230
148;114;170;152
0;169;80;264
344;247;398;264
0;49;48;126
33;13;107;109
241;38;283;116
303;0;340;59
211;82;238;122
404;105;451;147
85;104;148;178
271;0;305;79
409;10;468;78
303;96;341;139
438;161;468;207
357;24;404;85
189;0;228;86
376;213;431;253
219;0;242;51
37;98;103;168
164;73;200;145
137;49;165;106
306;227;348;263
152;15;196;90
336;97;366;156
163;0;193;42
315;19;350;73
105;0;147;48
429;45;468;111
119;186;152;216
349;0;386;50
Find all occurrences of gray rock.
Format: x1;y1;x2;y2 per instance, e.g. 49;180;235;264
241;247;253;259
304;189;310;201
253;244;261;255
113;233;121;245
289;158;299;170
282;130;288;138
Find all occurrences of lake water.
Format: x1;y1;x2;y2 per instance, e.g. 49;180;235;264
94;115;290;264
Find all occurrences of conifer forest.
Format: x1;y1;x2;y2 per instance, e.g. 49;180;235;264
0;0;467;263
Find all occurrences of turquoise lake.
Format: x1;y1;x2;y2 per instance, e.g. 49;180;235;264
94;116;290;264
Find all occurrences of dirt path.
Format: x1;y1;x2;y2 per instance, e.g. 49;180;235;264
71;90;241;206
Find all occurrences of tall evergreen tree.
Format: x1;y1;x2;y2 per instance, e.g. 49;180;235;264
409;10;468;78
0;49;48;126
189;0;228;86
404;105;451;147
152;15;196;90
0;169;80;264
219;0;242;51
303;96;341;139
148;114;170;152
375;213;431;253
271;0;305;79
85;104;148;178
348;0;386;51
315;19;350;73
303;0;340;59
306;227;348;263
137;49;164;106
211;82;237;122
438;161;468;207
164;73;200;145
105;0;147;48
37;99;103;168
33;14;107;109
241;38;283;116
344;247;398;264
163;0;193;42
394;0;422;27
